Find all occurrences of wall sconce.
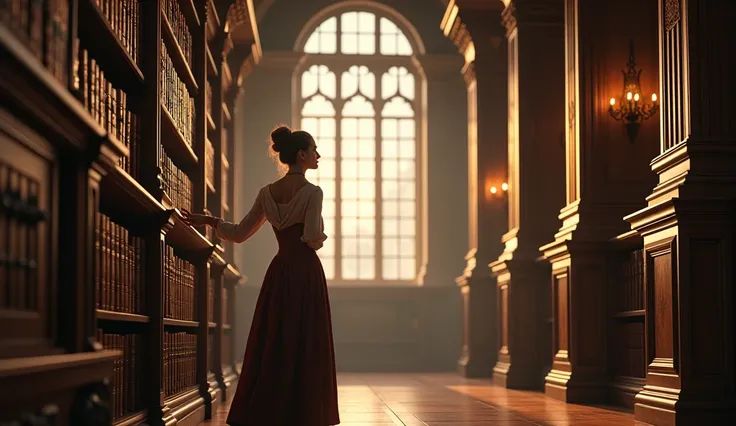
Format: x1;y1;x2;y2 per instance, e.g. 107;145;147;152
608;41;659;142
489;182;508;199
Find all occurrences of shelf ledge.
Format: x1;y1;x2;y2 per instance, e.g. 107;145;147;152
96;309;150;323
166;208;214;255
99;166;167;229
163;318;199;328
0;350;119;378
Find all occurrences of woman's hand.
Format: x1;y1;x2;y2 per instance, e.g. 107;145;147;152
181;209;215;228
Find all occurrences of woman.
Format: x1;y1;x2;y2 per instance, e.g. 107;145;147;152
182;126;340;426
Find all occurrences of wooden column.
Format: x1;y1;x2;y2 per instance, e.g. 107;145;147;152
624;0;736;424
146;220;175;426
539;0;660;403
489;0;565;390
210;257;228;397
442;0;508;378
416;53;466;287
224;267;245;378
196;251;217;419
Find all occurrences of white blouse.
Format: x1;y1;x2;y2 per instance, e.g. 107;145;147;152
215;183;327;250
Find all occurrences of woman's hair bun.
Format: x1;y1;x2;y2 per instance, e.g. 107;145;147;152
270;126;292;152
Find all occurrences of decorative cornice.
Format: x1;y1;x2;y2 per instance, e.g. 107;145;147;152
502;2;517;34
237;52;259;86
502;0;564;34
664;0;681;32
461;61;476;85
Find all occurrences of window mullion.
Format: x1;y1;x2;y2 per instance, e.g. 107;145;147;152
374;13;380;56
336;14;342;54
335;76;343;281
374;71;383;281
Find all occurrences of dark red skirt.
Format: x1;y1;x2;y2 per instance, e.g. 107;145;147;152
226;225;340;426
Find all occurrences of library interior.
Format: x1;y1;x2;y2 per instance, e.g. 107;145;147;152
0;0;734;425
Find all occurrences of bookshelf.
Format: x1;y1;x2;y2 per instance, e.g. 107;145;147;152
0;1;258;425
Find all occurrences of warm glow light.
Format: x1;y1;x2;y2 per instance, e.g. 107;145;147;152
490;186;497;194
634;93;640;101
501;183;508;191
610;97;616;106
626;92;633;100
652;93;657;102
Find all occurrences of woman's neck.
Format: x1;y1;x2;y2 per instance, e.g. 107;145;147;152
286;165;305;175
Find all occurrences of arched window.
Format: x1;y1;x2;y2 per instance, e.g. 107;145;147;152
294;3;426;284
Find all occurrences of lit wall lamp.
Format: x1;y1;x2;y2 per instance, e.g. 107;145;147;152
489;182;508;199
608;41;659;142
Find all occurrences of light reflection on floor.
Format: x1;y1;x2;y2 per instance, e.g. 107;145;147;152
204;373;634;425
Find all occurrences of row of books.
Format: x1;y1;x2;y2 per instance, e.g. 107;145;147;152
164;331;198;396
1;0;70;84
93;0;140;64
97;330;143;421
0;162;42;311
161;149;193;214
76;46;140;178
95;212;146;314
618;249;645;314
162;0;194;70
161;41;196;146
164;245;196;321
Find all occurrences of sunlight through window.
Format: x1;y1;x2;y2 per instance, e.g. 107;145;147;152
297;7;421;283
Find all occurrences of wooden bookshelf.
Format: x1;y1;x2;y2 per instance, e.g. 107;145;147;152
0;0;259;425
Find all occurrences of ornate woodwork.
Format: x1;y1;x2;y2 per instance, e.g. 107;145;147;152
442;0;508;378
623;0;736;423
0;1;257;425
489;0;565;390
539;0;660;403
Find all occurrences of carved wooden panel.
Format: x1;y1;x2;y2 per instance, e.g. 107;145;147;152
664;0;681;31
553;271;569;358
0;119;53;359
498;282;509;354
651;247;674;359
660;0;686;150
645;237;679;385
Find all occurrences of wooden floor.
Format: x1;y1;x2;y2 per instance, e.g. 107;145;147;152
205;373;634;425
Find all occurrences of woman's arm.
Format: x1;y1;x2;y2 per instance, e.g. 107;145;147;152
214;190;267;243
301;186;327;250
182;189;267;243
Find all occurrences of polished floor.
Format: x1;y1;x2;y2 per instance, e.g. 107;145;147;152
204;373;634;425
